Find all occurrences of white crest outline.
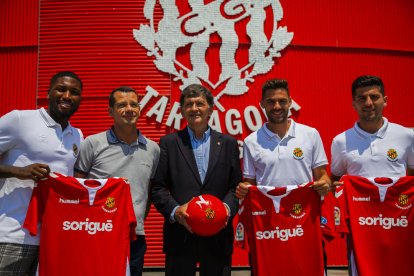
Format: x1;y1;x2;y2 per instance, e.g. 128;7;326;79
133;0;294;112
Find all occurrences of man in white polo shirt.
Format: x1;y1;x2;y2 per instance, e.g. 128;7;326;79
0;71;83;275
331;75;414;180
74;86;160;276
235;78;332;273
236;78;331;196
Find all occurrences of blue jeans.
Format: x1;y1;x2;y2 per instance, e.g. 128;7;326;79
130;235;146;276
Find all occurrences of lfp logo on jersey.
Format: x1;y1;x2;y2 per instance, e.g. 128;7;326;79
133;0;294;135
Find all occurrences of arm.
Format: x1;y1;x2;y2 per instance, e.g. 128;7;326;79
236;140;256;199
221;138;242;217
145;144;160;219
0;110;50;180
311;165;332;196
74;170;87;178
73;137;96;179
144;181;153;219
151;136;193;232
150;137;180;220
407;135;414;176
0;163;50;180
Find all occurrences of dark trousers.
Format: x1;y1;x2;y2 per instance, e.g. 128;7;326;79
165;238;231;276
130;235;146;276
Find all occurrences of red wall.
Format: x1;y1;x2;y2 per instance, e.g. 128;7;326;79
0;0;38;115
1;0;413;268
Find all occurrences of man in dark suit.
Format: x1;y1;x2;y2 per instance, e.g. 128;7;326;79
151;84;242;276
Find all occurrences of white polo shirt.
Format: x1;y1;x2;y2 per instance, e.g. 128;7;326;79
331;117;414;178
0;108;83;245
243;119;328;186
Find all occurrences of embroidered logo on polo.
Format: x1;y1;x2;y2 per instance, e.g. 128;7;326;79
72;144;79;157
293;148;304;160
396;194;412;210
290;203;305;219
102;197;117;213
386;148;398;162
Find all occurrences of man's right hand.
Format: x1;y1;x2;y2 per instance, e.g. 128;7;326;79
15;163;50;181
236;182;250;199
174;202;193;233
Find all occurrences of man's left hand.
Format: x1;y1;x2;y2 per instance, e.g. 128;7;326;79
312;180;331;196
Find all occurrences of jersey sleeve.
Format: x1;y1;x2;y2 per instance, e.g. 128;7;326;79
233;198;249;251
334;179;349;234
124;181;137;241
0;110;20;154
320;193;336;241
23;180;48;236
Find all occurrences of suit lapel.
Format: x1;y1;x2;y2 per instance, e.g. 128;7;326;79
203;130;222;185
176;128;202;185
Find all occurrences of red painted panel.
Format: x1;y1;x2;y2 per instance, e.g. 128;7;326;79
0;0;38;47
0;0;38;115
1;0;413;269
280;0;414;51
0;48;37;115
35;0;414;268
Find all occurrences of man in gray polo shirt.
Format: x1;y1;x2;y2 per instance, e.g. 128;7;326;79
74;86;160;276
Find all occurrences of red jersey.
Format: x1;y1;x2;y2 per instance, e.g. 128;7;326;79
24;173;137;276
335;176;414;276
235;184;333;276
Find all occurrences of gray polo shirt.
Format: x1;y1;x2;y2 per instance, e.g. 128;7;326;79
74;128;160;235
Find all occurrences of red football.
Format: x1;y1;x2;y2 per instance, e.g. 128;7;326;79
186;194;228;237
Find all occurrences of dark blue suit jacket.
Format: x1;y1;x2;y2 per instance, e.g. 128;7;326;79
151;127;242;255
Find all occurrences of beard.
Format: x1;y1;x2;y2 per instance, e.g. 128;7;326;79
267;110;288;124
48;100;79;122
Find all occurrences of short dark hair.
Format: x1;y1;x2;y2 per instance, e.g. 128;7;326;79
352;75;384;98
262;79;290;98
49;71;83;93
180;84;214;107
109;86;138;107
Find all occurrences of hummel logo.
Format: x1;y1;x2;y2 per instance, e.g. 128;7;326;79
353;196;370;202
59;198;80;204
252;210;267;216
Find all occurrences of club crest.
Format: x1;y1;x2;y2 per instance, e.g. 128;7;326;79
293;147;304;160
290;203;305;218
133;0;293;112
386;148;398;162
395;194;411;210
205;208;216;220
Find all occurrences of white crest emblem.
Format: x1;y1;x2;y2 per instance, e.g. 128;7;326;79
133;0;293;112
